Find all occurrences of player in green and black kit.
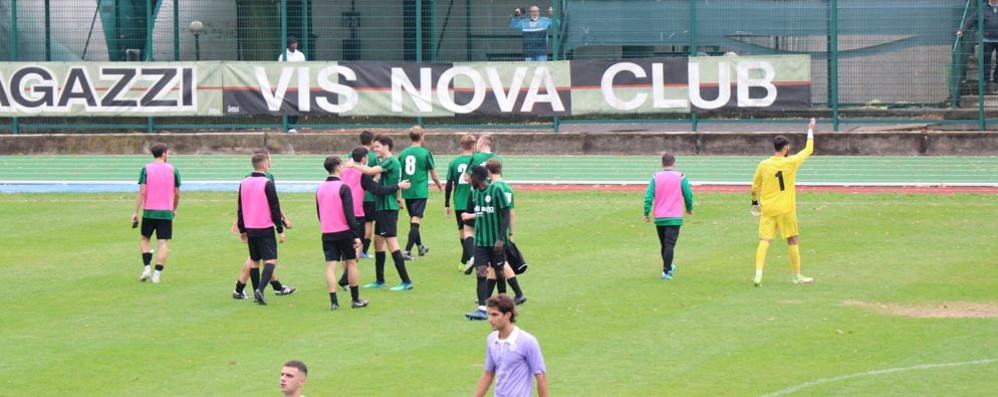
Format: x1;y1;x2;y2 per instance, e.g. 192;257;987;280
349;134;414;292
356;131;378;258
462;134;500;183
462;165;511;321
485;158;527;305
446;134;477;271
397;128;442;260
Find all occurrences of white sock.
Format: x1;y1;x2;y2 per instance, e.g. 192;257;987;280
478;305;486;311
153;269;162;276
144;265;151;272
755;270;763;277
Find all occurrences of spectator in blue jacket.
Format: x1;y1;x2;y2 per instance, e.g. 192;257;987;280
510;6;554;61
958;0;998;83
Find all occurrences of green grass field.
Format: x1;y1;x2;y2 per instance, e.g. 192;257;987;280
2;191;998;396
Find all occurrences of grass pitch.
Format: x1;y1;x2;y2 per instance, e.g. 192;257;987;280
2;191;997;396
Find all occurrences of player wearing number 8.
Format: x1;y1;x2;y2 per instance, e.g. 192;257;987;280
750;118;816;287
398;128;443;260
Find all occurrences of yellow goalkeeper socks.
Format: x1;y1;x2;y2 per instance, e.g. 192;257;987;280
755;240;770;272
789;244;801;277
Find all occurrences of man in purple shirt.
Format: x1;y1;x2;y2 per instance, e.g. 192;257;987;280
473;294;549;397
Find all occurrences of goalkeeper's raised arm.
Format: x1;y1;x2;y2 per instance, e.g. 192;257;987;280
791;117;816;166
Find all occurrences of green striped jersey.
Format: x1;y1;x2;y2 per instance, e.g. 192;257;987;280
468;183;510;247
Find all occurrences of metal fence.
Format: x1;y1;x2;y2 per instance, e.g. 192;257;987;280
1;0;995;133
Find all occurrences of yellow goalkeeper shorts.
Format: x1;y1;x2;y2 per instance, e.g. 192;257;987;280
759;211;799;240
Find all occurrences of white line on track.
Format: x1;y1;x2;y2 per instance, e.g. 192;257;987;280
761;357;998;397
2;180;998;187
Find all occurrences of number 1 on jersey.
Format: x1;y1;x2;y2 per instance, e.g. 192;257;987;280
775;171;785;191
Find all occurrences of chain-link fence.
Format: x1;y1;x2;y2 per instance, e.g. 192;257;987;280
0;0;993;133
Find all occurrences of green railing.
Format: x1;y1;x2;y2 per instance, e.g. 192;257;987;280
1;0;994;133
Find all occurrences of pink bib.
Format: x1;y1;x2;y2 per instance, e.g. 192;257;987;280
653;170;684;219
341;168;365;217
240;176;274;229
143;163;175;211
317;180;350;233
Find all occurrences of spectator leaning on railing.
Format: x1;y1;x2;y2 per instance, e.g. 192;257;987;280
510;6;554;61
958;0;998;84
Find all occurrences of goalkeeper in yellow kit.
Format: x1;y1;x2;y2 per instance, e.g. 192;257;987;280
750;118;816;287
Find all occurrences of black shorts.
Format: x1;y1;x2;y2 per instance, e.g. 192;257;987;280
140;218;173;240
363;201;376;222
473;245;506;271
247;233;278;261
323;237;357;262
405;198;427;218
375;210;399;238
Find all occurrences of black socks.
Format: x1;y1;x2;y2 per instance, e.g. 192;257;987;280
486;278;497;298
391;250;411;284
508;277;524;298
476;276;488;306
461;237;475;264
249;268;261;291
406;223;421;252
258;263;275;292
142;252;152;267
375;252;387;283
460;238;470;264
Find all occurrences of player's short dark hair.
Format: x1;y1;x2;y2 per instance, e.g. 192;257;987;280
360;130;375;146
287;36;298;45
374;134;393;150
351;146;368;163
324;155;341;173
251;152;269;169
253;148;270;156
470;165;489;182
283;360;308;376
485;158;502;175
460;134;477;150
408;128;424;142
661;153;675;167
773;135;790;152
486;294;517;323
150;143;168;158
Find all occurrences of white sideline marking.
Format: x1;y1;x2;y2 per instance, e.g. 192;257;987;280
762;357;998;397
1;180;997;188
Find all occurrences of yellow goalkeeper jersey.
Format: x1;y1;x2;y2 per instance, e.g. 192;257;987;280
751;138;813;216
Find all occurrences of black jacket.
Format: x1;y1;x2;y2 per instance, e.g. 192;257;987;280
963;4;998;41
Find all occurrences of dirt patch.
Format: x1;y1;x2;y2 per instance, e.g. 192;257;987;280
844;300;998;318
